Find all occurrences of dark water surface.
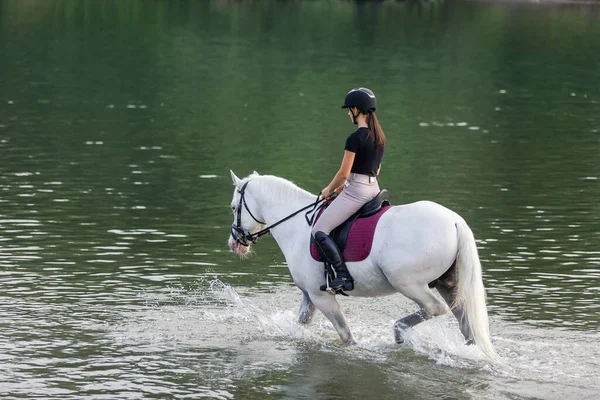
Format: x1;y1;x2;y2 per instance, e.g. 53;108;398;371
1;1;599;399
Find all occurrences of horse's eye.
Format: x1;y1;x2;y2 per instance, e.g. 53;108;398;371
231;206;236;212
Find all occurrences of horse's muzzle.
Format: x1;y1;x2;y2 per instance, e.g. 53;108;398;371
229;224;254;255
228;236;250;255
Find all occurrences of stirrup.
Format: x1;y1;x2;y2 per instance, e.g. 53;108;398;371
320;277;354;293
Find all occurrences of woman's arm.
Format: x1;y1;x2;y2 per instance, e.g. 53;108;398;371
321;150;355;198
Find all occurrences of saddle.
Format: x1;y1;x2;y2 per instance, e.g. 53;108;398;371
310;189;392;263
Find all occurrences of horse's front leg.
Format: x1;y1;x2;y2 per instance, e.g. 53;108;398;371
298;289;316;324
310;293;356;344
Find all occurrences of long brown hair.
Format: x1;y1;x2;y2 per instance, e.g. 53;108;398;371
366;112;386;147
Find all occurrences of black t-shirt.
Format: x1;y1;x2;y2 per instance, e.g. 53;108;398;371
344;127;385;177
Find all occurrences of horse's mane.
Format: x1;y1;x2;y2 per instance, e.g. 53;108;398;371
245;173;315;205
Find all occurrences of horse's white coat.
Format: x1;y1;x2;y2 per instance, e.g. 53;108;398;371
228;171;499;362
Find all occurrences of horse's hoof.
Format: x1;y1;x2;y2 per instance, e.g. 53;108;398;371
465;338;475;346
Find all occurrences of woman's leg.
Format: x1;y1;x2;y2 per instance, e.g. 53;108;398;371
312;190;365;235
311;180;380;292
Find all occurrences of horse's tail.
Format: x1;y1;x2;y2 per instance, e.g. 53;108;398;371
452;219;501;363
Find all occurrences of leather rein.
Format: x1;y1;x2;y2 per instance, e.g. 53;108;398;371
231;181;324;247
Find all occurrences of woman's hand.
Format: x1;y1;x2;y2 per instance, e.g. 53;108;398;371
321;183;345;199
320;187;334;199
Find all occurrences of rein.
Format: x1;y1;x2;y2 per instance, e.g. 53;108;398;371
231;181;325;247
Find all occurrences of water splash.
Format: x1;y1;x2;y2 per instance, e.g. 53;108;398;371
116;280;497;368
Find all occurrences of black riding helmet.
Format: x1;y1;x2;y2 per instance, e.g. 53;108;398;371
341;87;377;124
341;87;377;113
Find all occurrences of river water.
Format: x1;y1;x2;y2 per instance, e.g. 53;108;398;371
1;1;599;399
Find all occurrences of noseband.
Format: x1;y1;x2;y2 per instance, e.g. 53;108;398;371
231;180;324;247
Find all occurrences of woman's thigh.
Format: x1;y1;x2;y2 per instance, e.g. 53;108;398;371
312;181;380;235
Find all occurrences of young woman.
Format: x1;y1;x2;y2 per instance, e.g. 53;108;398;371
312;87;386;292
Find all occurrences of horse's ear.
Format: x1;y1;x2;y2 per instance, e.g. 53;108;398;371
230;170;241;188
253;170;259;176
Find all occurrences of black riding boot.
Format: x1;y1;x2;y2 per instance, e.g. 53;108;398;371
314;231;354;292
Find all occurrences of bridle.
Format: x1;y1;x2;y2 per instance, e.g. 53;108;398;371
231;180;324;247
231;181;266;247
231;181;325;247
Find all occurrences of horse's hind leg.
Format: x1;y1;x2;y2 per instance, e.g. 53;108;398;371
298;290;316;324
436;282;474;345
394;285;450;344
394;310;430;344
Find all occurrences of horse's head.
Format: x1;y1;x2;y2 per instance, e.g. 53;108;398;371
228;170;266;255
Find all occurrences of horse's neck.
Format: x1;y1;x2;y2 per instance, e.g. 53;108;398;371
253;177;315;254
253;177;315;219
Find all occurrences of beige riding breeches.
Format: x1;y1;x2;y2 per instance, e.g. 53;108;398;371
311;173;380;236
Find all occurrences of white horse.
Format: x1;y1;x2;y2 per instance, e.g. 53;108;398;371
227;171;500;363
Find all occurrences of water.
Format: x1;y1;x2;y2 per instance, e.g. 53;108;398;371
1;0;599;398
